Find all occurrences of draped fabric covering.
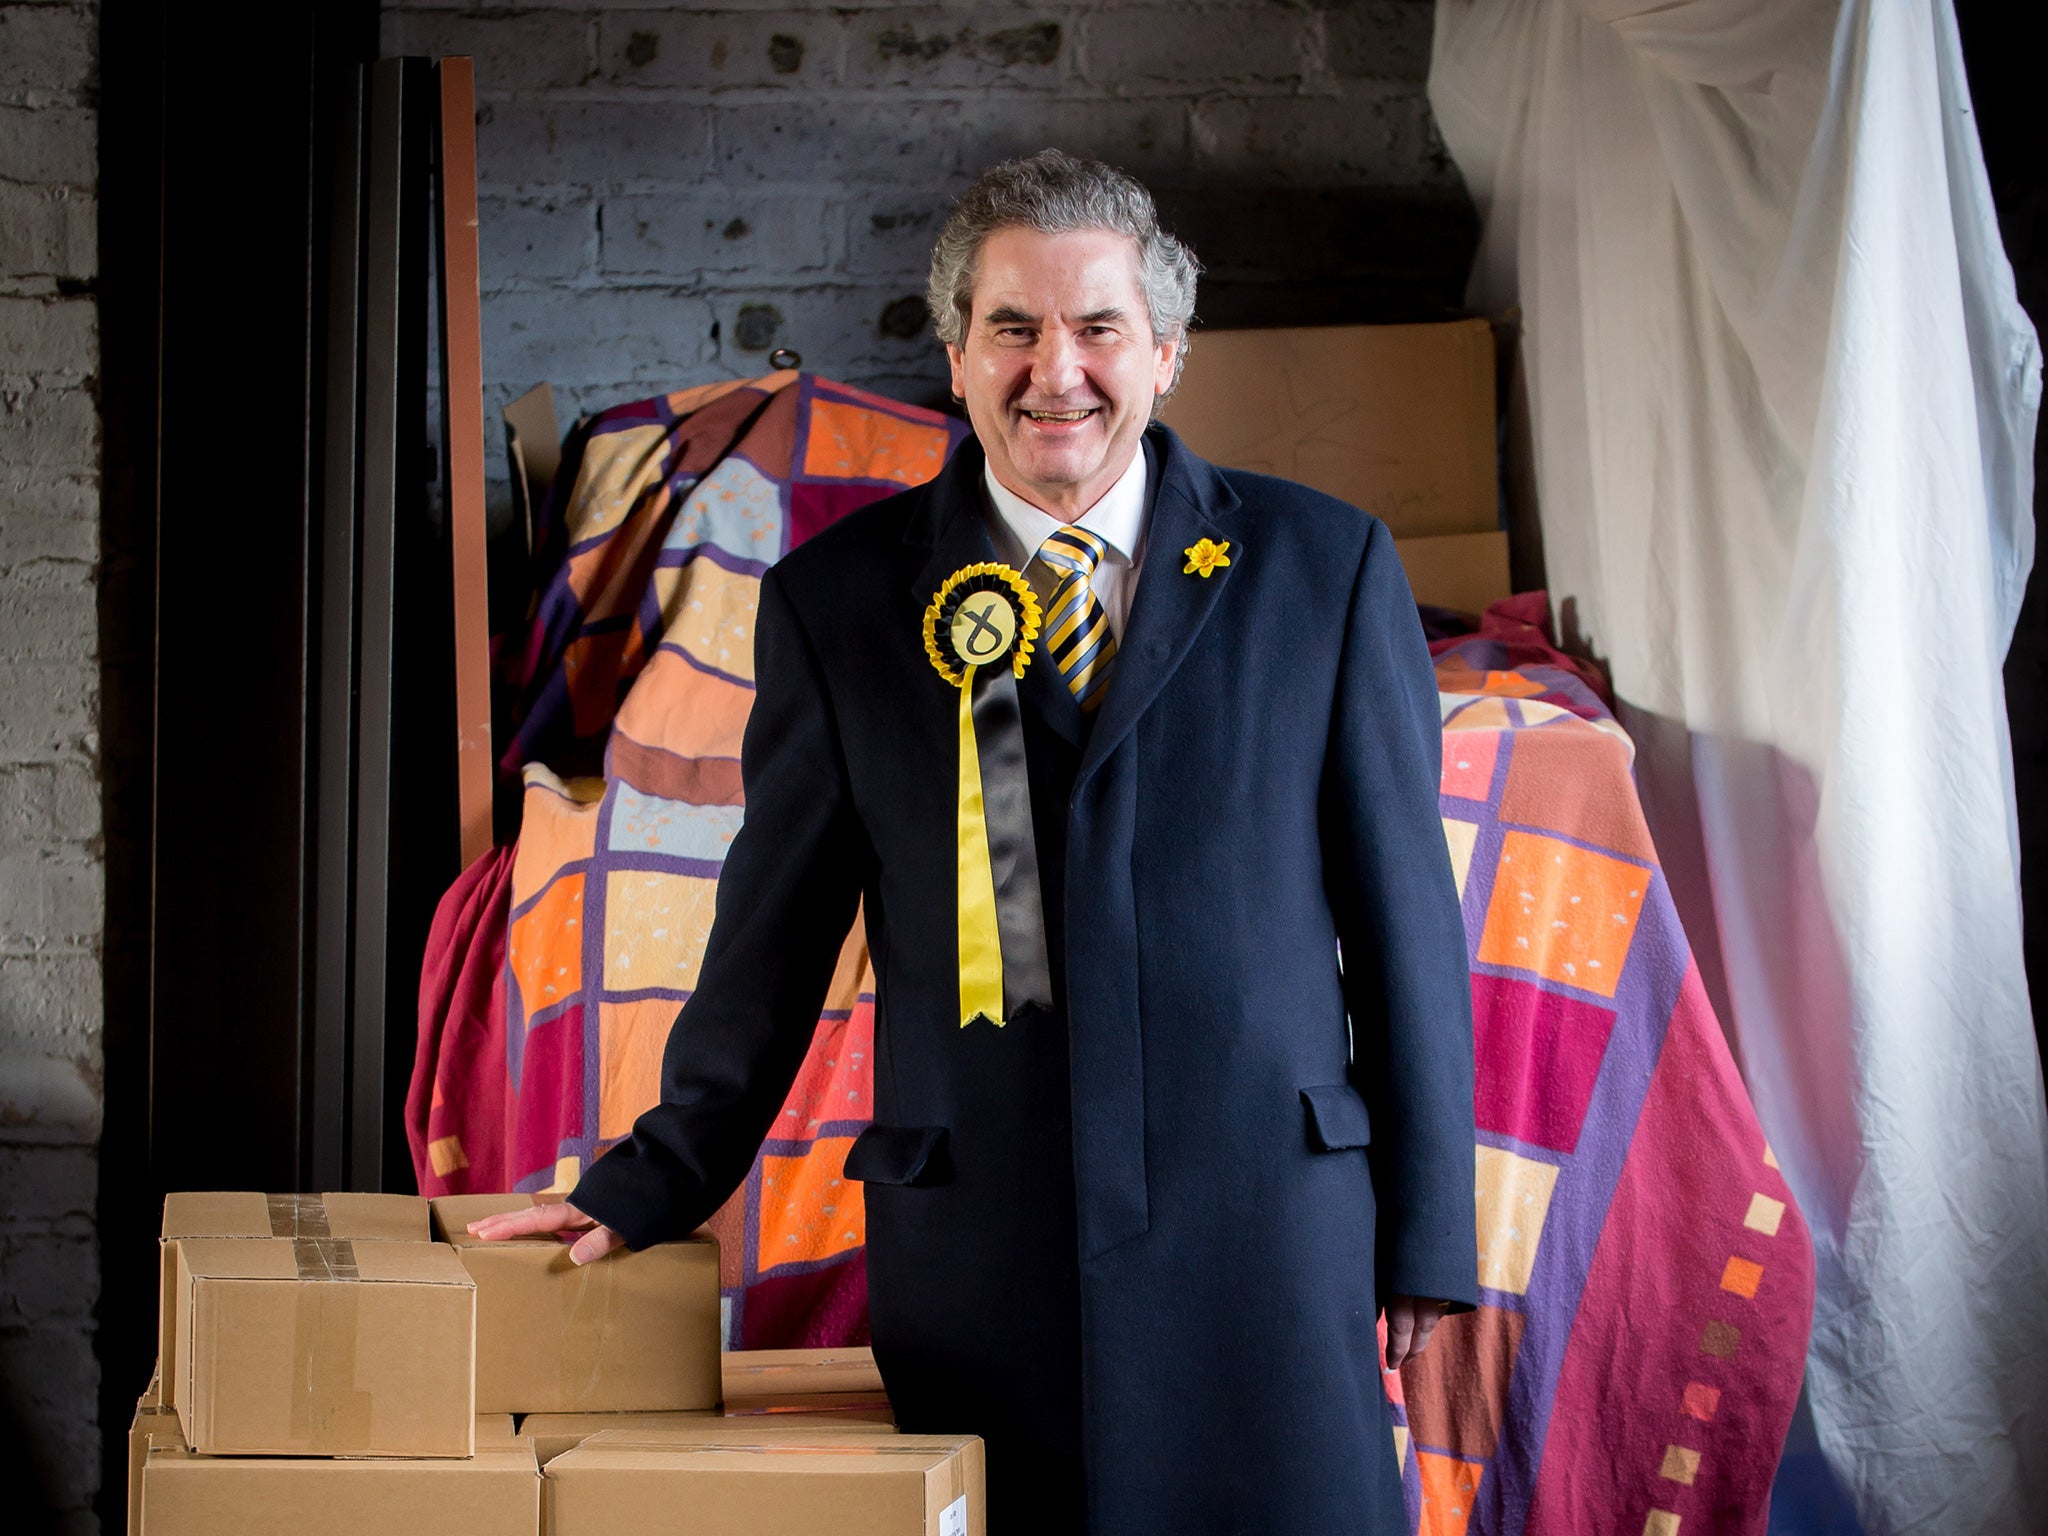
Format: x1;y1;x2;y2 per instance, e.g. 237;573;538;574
1418;612;1811;1536
1430;4;2048;1530
407;371;968;1347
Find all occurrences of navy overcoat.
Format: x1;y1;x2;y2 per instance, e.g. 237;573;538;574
574;423;1480;1534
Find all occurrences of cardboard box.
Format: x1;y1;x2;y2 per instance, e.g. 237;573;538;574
721;1346;885;1400
129;1378;182;1536
159;1192;429;1411
172;1237;475;1457
545;1429;985;1536
136;1418;539;1536
430;1194;719;1414
515;1410;725;1466
520;1408;892;1466
1395;529;1513;616
1158;319;1499;539
722;1391;896;1426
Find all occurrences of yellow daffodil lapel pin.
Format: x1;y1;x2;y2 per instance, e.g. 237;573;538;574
1183;537;1232;578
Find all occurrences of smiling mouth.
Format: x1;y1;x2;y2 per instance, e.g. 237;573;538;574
1021;407;1098;424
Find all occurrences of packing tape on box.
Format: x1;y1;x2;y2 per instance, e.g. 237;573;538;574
559;1249;621;1399
598;1439;942;1457
267;1193;334;1239
286;1238;374;1452
290;1238;359;1280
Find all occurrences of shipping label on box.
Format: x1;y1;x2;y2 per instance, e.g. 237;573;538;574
1158;319;1499;539
172;1237;475;1458
158;1192;429;1412
431;1194;719;1415
545;1429;984;1536
138;1433;539;1536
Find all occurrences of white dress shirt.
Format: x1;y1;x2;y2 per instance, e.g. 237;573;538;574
981;447;1150;642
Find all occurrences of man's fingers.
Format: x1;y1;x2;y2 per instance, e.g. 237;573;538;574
466;1200;595;1241
1384;1297;1451;1371
569;1224;626;1266
1384;1305;1417;1372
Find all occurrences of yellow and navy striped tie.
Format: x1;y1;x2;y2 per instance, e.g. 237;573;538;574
1037;526;1117;712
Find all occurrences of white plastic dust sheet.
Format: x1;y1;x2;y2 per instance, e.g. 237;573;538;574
1430;1;2048;1532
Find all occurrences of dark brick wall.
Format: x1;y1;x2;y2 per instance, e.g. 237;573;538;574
381;0;1474;503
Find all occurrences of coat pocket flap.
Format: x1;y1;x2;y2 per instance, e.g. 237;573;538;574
1300;1084;1372;1151
844;1124;951;1187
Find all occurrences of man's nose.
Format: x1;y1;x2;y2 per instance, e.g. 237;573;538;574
1030;332;1084;397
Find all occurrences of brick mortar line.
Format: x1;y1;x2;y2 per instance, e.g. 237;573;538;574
467;79;1421;104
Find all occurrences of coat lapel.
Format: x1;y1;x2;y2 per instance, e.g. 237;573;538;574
1078;425;1243;783
908;438;1084;749
908;437;1002;610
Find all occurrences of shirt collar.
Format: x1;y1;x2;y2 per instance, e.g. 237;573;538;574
981;444;1149;569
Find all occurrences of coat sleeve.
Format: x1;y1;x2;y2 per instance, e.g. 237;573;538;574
1323;516;1481;1311
570;566;869;1249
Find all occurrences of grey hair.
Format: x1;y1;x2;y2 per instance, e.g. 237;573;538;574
927;149;1201;394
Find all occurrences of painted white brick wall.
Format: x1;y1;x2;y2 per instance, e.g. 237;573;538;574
0;1;103;1530
381;0;1464;504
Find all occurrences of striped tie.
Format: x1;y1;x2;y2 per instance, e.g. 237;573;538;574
1037;527;1117;712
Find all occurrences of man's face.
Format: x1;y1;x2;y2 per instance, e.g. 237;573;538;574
946;225;1179;522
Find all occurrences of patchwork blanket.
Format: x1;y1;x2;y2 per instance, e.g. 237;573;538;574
1406;629;1812;1536
407;375;1811;1535
407;371;965;1347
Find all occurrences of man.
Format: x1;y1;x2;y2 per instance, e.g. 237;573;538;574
474;150;1477;1533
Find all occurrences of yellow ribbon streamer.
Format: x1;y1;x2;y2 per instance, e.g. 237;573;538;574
956;662;1005;1028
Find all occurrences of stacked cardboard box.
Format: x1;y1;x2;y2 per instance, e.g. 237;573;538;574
546;1429;984;1536
135;1412;541;1536
157;1191;430;1418
429;1193;719;1414
720;1345;896;1426
1158;319;1514;615
520;1344;898;1465
133;1191;976;1534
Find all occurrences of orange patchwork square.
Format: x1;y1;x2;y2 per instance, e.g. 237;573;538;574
598;997;680;1140
804;396;952;486
1475;830;1648;997
1721;1256;1764;1299
509;872;586;1016
1415;1450;1483;1536
1681;1382;1721;1421
613;647;753;762
757;1136;866;1272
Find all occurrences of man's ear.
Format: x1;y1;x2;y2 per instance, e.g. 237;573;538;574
1154;335;1180;396
947;342;967;402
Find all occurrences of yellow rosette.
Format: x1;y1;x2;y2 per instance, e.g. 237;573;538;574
924;564;1049;1028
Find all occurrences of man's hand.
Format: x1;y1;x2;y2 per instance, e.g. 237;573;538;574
466;1200;626;1266
1382;1295;1448;1372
